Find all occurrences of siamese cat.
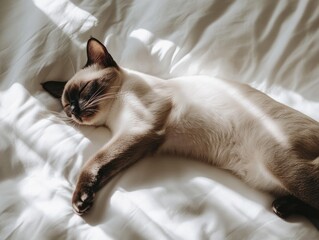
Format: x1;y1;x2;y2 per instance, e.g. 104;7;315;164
43;38;319;224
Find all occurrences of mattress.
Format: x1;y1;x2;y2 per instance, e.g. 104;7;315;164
1;0;319;239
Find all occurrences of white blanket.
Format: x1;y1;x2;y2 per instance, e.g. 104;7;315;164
1;0;319;239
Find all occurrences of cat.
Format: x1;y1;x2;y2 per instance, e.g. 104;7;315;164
43;37;319;224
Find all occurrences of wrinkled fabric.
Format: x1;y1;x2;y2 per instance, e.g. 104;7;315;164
1;0;319;239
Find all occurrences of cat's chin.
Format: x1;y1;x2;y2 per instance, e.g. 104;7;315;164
71;119;92;126
70;116;103;127
66;116;89;126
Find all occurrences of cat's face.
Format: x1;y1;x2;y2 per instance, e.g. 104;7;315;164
43;38;121;126
61;65;121;125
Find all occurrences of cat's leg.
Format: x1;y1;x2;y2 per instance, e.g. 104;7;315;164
72;132;164;215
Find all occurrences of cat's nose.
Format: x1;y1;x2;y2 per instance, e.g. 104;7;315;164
70;104;80;114
70;104;76;113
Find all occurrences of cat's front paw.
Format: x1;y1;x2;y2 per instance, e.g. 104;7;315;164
72;185;96;215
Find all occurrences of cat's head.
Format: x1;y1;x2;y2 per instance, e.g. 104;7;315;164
43;38;122;126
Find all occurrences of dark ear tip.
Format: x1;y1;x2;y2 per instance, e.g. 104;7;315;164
88;36;98;43
87;37;105;47
41;81;49;88
41;81;54;89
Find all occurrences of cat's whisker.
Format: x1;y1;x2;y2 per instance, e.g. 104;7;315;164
39;110;80;127
39;114;61;123
39;111;70;125
97;91;129;103
109;85;121;90
82;85;123;109
87;85;105;101
79;84;127;110
81;85;107;109
92;93;118;102
82;94;118;109
81;93;119;110
70;121;79;129
98;90;129;100
68;56;76;75
40;110;64;119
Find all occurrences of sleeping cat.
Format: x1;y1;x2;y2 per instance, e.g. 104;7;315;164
43;38;319;223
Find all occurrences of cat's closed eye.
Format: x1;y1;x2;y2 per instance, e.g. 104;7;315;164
81;81;100;101
79;82;90;96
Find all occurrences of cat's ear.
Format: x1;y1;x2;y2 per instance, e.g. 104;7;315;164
42;81;67;98
84;37;119;69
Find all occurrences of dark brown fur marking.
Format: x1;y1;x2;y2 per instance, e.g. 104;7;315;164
72;130;166;214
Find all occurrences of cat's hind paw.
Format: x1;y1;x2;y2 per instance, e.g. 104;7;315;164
272;195;303;219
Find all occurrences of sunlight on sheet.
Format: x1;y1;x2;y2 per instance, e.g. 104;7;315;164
130;28;180;60
33;0;97;44
219;80;290;147
130;28;185;73
18;168;72;219
190;177;265;219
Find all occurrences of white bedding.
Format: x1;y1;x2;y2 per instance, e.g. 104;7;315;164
1;0;319;239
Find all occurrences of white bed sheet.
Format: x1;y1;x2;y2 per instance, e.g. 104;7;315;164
1;0;319;239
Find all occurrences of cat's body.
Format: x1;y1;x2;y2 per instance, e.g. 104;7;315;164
43;38;319;222
115;69;288;194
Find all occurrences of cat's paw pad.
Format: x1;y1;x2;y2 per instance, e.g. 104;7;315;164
72;188;95;215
